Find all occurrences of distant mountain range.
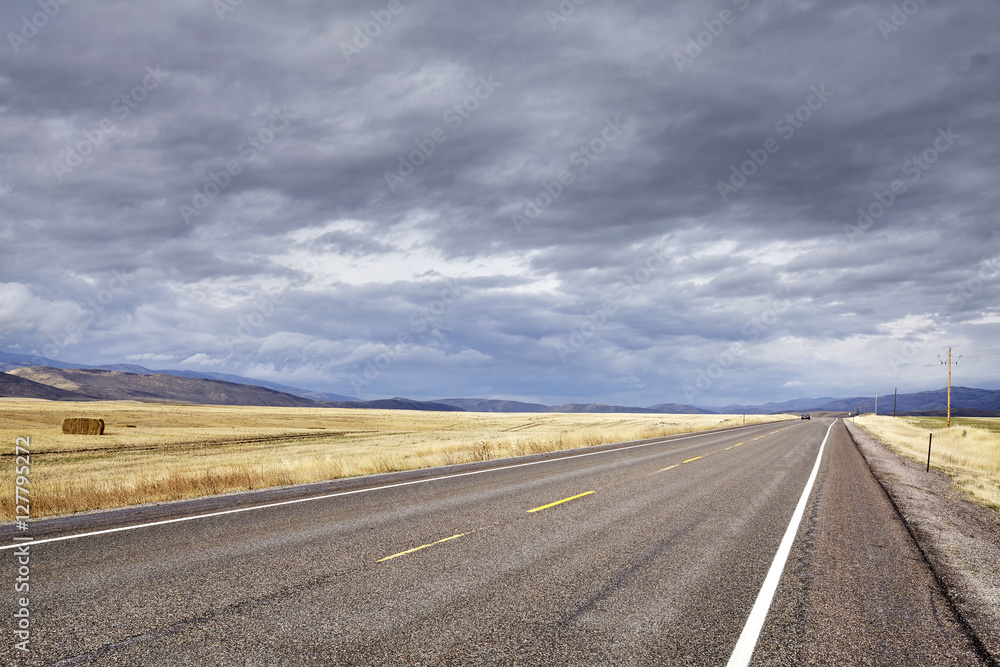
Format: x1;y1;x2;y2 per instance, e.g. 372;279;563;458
5;366;321;407
434;399;715;414
1;366;463;411
1;350;997;415
713;386;1000;416
544;402;714;414
434;398;549;412
0;351;356;402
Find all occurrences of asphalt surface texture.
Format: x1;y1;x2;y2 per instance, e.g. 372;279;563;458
846;420;1000;664
3;418;988;665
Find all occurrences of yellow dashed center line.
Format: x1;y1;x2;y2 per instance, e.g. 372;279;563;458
381;424;799;563
377;532;469;563
527;491;595;513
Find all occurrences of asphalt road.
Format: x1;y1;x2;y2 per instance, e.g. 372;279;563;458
3;418;987;665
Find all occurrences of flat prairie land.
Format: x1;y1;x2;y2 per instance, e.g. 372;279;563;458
855;414;1000;511
0;399;793;519
903;415;1000;437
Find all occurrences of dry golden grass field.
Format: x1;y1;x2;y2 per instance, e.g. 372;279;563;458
855;414;1000;511
1;399;794;519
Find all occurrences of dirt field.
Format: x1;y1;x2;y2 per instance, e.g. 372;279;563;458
1;399;793;519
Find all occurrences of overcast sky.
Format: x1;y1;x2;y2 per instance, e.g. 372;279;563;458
1;0;998;406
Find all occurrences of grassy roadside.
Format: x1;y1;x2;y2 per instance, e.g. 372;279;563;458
853;415;1000;511
1;399;795;519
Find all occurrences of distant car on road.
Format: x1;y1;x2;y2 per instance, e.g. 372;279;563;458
800;413;811;420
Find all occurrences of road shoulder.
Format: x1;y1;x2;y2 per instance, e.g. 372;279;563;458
846;420;1000;665
755;419;982;665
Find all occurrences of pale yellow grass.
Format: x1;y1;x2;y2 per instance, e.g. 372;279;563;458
855;415;1000;510
0;400;793;518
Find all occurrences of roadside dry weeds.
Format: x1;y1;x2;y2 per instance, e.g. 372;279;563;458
854;414;1000;511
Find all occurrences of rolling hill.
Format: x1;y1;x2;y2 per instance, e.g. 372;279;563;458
811;387;997;414
646;403;718;414
0;372;95;401
142;369;357;402
966;390;1000;411
324;397;465;412
717;387;1000;416
0;351;356;402
7;367;324;407
435;398;549;412
435;400;715;414
541;403;715;414
4;367;465;411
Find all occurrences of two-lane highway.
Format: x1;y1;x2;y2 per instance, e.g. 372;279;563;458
4;419;986;664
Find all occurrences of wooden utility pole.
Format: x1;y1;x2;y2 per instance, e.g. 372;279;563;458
938;348;962;428
893;387;897;418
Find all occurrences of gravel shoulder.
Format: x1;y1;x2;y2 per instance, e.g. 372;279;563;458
846;420;1000;664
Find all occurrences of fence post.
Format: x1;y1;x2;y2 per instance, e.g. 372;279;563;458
926;431;933;472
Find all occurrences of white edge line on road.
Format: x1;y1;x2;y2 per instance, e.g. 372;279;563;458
1;421;787;551
726;419;836;667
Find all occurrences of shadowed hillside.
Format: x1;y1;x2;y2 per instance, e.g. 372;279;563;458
7;367;322;407
0;372;95;401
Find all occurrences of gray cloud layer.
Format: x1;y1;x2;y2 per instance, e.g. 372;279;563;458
2;0;998;405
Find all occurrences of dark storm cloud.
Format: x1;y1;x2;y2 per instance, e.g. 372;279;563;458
1;0;997;405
